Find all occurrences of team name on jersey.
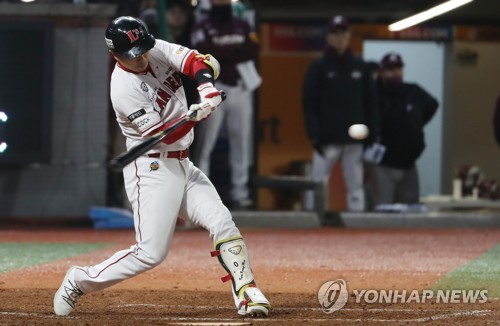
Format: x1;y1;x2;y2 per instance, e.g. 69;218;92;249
152;71;184;113
213;34;245;46
162;71;183;93
155;88;171;113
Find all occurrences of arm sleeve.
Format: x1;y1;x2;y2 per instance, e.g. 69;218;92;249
302;61;321;143
182;53;217;85
155;39;197;74
155;39;218;88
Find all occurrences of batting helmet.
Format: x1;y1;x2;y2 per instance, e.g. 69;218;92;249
105;16;155;59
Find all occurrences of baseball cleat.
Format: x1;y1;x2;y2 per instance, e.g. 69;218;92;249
247;305;269;318
53;266;84;316
237;285;271;317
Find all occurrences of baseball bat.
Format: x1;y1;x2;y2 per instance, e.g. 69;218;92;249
108;91;226;172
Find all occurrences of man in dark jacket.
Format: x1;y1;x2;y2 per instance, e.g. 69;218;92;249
302;15;379;211
369;52;438;208
493;95;500;146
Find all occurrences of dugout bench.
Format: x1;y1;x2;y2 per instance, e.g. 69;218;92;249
252;175;326;218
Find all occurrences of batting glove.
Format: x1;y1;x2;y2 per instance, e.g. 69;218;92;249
197;82;222;108
188;82;222;121
187;102;214;121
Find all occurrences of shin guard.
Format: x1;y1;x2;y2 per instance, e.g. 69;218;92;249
211;236;270;316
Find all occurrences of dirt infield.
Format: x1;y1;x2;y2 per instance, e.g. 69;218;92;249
0;228;499;325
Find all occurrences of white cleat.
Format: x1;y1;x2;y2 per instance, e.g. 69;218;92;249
53;266;84;316
237;285;271;317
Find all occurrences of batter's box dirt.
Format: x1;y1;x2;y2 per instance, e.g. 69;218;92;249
0;289;498;325
2;228;500;325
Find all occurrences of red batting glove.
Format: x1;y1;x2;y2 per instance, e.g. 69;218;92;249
196;82;222;117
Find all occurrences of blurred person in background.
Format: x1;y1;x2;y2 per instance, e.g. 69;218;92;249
302;15;379;212
164;0;195;46
190;0;260;210
493;94;500;147
368;52;438;210
140;0;195;47
140;0;198;107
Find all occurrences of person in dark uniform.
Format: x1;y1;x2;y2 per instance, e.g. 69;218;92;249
493;94;500;147
369;52;438;209
190;0;259;209
302;15;379;212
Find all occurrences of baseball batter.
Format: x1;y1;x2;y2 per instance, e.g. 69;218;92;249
53;16;270;318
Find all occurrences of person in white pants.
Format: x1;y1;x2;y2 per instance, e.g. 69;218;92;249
306;144;365;211
302;15;379;212
190;0;259;209
193;81;253;205
53;16;270;318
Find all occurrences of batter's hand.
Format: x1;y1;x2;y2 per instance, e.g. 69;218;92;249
187;102;215;121
197;82;222;108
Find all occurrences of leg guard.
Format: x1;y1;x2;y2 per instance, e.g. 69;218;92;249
211;236;271;317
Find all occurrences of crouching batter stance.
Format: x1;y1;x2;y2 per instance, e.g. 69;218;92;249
53;16;270;318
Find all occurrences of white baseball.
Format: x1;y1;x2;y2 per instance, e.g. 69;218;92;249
348;124;369;140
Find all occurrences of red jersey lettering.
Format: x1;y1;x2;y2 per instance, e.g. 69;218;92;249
155;88;171;112
162;72;182;93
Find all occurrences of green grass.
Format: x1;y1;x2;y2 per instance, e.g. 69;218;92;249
432;244;500;298
0;242;112;273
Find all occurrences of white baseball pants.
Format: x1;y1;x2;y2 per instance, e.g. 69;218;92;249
192;81;253;202
305;143;365;212
369;164;420;205
74;156;240;293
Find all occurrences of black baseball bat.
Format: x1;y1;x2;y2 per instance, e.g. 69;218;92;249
108;91;226;171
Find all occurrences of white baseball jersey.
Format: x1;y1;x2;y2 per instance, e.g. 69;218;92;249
55;20;271;317
110;39;196;153
73;39;244;297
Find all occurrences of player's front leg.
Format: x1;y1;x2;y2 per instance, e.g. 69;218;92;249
179;162;271;316
211;236;271;317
